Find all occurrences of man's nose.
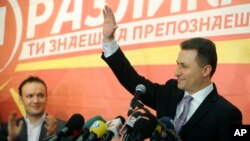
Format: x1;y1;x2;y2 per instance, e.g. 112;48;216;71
175;66;181;77
33;96;39;103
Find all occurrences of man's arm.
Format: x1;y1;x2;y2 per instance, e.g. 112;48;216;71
101;5;159;110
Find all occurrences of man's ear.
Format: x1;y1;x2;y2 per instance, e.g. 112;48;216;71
203;65;212;77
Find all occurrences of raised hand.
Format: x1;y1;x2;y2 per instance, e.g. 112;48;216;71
7;112;23;141
102;5;118;42
44;115;58;136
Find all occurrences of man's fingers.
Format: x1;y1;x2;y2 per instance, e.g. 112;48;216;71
44;122;49;130
8;112;17;125
103;5;109;19
113;25;118;29
45;115;58;136
9;112;17;119
106;5;114;19
104;5;114;19
17;120;24;128
103;9;107;18
45;115;57;128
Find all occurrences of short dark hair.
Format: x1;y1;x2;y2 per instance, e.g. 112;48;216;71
18;76;47;96
180;37;217;77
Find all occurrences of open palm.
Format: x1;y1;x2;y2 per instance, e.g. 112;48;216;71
102;5;118;41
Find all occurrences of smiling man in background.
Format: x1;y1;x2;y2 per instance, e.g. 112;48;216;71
0;76;65;141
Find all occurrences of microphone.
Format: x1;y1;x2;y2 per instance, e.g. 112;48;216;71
151;117;180;141
158;117;175;130
157;116;181;141
48;113;84;141
128;84;146;116
103;116;125;141
132;112;158;141
121;111;145;141
76;115;104;141
85;119;107;141
120;111;143;136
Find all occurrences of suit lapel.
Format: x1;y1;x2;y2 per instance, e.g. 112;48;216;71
18;118;28;141
179;85;219;135
38;122;47;141
171;89;185;118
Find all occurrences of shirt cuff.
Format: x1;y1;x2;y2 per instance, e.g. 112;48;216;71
102;39;119;58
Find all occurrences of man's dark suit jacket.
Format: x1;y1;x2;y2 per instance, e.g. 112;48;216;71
102;48;242;141
0;117;65;141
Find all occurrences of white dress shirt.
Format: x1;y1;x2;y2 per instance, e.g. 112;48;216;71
102;39;119;57
24;113;46;141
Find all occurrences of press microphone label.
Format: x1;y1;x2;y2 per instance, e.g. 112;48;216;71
230;125;250;141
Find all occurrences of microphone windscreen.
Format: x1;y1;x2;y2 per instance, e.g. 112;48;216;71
84;115;105;129
89;120;107;138
105;116;126;141
135;84;146;94
120;111;143;135
158;116;175;131
158;116;179;141
126;111;143;127
133;112;158;140
66;113;85;133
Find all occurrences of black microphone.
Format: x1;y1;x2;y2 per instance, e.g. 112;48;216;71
153;117;180;141
103;116;125;141
120;111;143;136
48;113;84;141
128;84;146;116
121;111;143;141
132;112;158;141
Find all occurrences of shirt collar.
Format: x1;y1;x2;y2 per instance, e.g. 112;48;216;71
24;113;46;126
184;83;214;104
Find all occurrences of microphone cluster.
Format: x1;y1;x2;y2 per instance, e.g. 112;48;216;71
122;84;181;141
43;84;180;141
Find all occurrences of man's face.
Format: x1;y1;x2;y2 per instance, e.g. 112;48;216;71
175;49;205;94
20;82;47;118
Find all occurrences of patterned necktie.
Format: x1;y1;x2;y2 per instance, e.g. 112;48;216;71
174;95;193;133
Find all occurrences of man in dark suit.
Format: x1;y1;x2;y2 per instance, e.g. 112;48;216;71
0;76;65;141
101;5;242;141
